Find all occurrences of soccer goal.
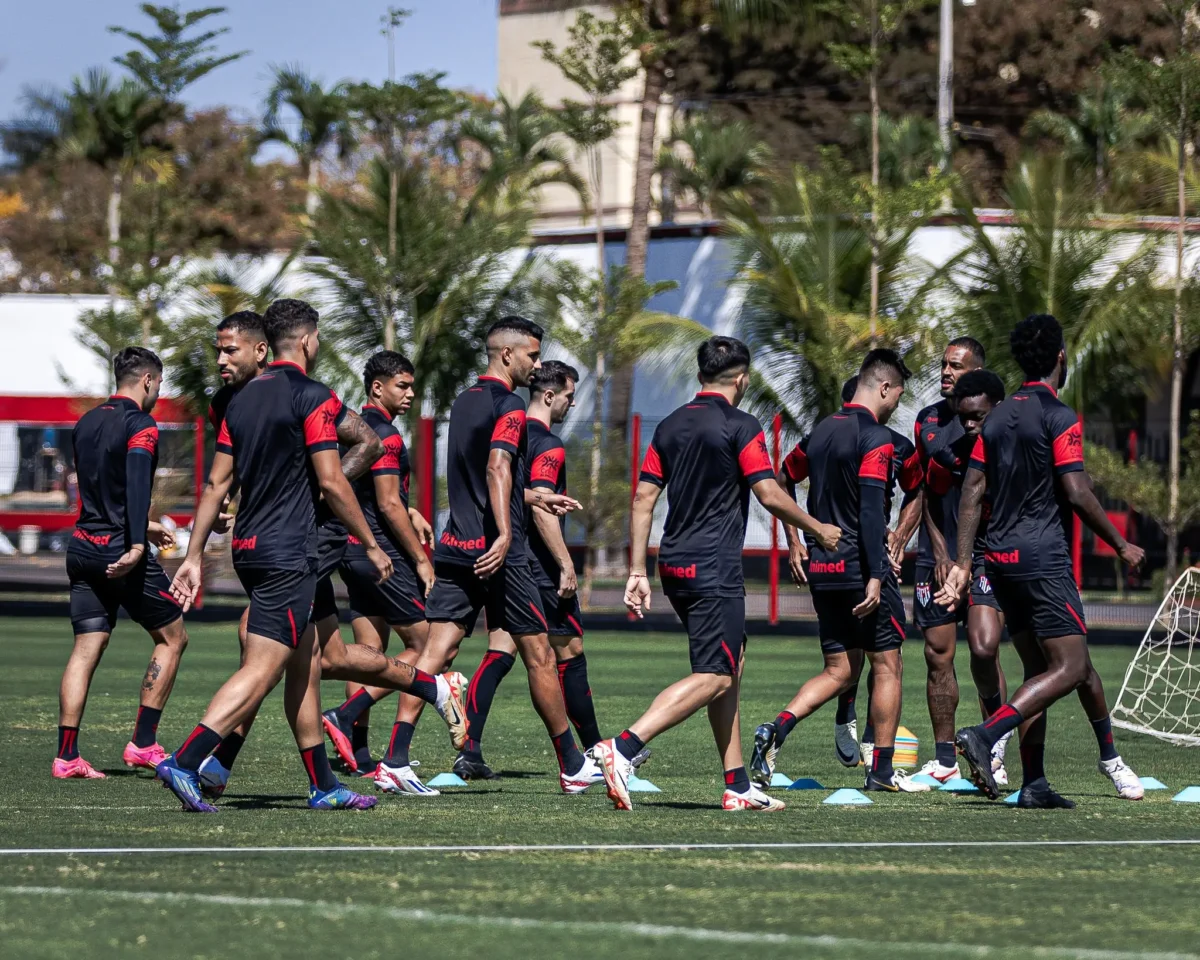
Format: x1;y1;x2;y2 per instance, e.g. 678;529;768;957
1112;568;1200;747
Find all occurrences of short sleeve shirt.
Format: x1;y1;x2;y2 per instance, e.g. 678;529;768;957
525;419;569;588
351;404;410;553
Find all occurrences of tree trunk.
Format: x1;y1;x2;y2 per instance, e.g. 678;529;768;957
107;171;122;312
1168;102;1187;585
582;356;607;612
385;164;398;351
305;156;320;220
868;1;881;345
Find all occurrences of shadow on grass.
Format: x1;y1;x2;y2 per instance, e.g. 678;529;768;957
221;793;308;810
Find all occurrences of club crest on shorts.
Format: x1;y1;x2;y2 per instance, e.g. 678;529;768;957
916;583;931;607
976;575;992;595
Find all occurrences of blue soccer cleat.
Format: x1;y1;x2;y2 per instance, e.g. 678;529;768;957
155;754;218;813
308;782;379;810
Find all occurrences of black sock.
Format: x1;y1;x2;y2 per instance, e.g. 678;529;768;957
981;691;1004;717
1020;741;1046;783
724;766;751;793
464;650;516;748
558;656;602;748
336;688;378;726
407;669;440;705
979;703;1024;748
871;745;895;782
863;721;876;743
552;728;585;776
176;723;222;771
300;743;339;792
212;732;245;771
775;710;799;743
57;725;80;761
460;736;482;759
383;721;415;768
935;741;957;767
1091;715;1119;762
615;729;644;762
132;705;162;748
835;690;857;725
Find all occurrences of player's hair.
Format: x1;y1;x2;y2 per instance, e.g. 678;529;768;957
1010;313;1064;379
363;350;415;396
486;315;544;344
262;298;318;352
697;336;751;383
113;346;162;386
216;310;265;342
953;369;1006;405
858;348;911;387
841;375;858;404
529;359;579;395
948;335;986;366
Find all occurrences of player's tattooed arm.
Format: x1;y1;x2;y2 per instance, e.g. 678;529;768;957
1060;472;1145;570
312;448;394;583
336;408;385;482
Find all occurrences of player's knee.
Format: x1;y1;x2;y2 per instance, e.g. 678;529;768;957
924;643;953;672
966;630;999;661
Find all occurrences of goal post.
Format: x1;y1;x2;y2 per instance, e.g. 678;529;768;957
1112;568;1200;747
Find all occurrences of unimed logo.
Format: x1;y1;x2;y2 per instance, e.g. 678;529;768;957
231;536;257;551
986;548;1020;564
809;558;846;574
440;531;485;551
659;562;697;579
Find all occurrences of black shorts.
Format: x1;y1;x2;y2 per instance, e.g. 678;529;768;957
424;559;547;637
991;573;1086;640
966;569;1002;615
537;583;584;638
311;524;348;622
236;565;316;648
342;550;426;627
914;563;1000;630
665;593;745;676
812;577;906;655
67;549;182;635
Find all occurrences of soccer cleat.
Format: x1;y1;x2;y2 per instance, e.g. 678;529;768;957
155;755;218;812
435;672;469;751
722;784;786;811
590;739;633;811
1016;777;1076;809
321;709;357;771
630;746;652;770
864;770;933;792
308;782;379;809
914;758;960;783
834;720;861;767
374;761;439;796
122;741;167;771
955;726;999;800
357;762;380;779
197;755;231;799
861;739;875;770
52;756;106;779
749;722;780;788
561;753;605;794
452;752;499;781
1099;756;1144;800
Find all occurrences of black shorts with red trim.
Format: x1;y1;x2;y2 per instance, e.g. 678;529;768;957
311;523;348;622
236;564;316;648
914;562;1000;630
537;584;584;638
66;547;182;635
342;548;426;627
665;592;745;676
424;558;547;637
990;572;1086;640
812;576;906;655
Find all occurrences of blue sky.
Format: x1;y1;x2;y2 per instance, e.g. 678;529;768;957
1;0;498;123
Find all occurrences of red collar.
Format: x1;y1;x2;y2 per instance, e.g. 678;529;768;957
363;404;393;419
478;375;511;391
1021;381;1058;397
843;402;879;422
269;359;305;374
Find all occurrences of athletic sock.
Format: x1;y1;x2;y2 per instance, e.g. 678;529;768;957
1020;741;1046;783
132;705;162;748
335;688;378;726
981;691;1004;717
460;736;482;759
775;710;799;743
979;703;1024;747
57;726;80;761
835;689;857;725
464;650;516;747
558;655;602;748
352;723;373;769
935;741;957;767
1091;715;1119;762
871;745;895;782
862;721;876;743
176;723;222;771
724;766;751;793
383;721;415;768
551;728;585;776
407;669;440;705
615;729;644;762
300;743;339;792
211;732;245;771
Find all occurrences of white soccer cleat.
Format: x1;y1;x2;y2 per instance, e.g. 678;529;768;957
561;753;605;794
1098;756;1144;800
834;720;861;767
914;758;960;783
374;761;440;797
861;740;874;770
434;671;469;751
990;730;1013;786
197;755;231;799
722;784;786;812
993;763;1009;787
590;739;633;811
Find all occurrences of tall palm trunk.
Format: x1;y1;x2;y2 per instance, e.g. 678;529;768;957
868;0;880;345
107;171;122;312
582;143;607;609
305;156;321;220
1168;94;1187;584
385;164;398;351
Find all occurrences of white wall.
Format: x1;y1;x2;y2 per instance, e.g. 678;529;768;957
0;293;111;396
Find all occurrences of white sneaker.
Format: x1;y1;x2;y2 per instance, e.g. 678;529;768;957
561;753;605;794
590;739;633;811
834;720;861;767
374;761;440;796
197;755;230;799
915;758;960;783
434;672;468;751
993;763;1009;787
722;784;786;811
865;769;933;792
861;740;874;770
1099;756;1144;800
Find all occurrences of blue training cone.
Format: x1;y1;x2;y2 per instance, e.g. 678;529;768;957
427;772;469;787
823;788;872;805
1172;786;1200;803
627;774;661;793
1004;791;1020;804
770;772;794;787
1140;777;1169;791
911;774;943;787
939;777;980;793
786;777;825;790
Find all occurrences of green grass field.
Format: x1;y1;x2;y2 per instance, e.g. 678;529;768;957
2;617;1199;959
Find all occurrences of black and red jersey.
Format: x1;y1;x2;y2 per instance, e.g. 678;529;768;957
796;404;895;590
783;424;920;516
350;404;410;553
638;392;775;597
216;360;346;571
70;396;159;556
434;375;528;567
207;383;237;433
968;381;1083;581
925;426;991;565
525;418;568;588
913;399;960;566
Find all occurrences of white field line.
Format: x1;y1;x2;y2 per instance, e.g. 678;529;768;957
0;885;1195;960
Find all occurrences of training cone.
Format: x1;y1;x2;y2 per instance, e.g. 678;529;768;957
627;774;661;793
786;777;825;790
939;777;980;793
770;772;794;787
894;727;919;769
911;774;943;787
1140;777;1169;791
427;772;468;787
823;788;872;805
1004;791;1020;804
1171;786;1200;803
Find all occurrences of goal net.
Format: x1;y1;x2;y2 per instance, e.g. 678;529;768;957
1112;568;1200;747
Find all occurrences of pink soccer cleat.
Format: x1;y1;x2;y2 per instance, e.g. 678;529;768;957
122;741;168;770
52;756;106;779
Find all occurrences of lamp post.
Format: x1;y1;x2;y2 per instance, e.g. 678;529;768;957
938;0;975;168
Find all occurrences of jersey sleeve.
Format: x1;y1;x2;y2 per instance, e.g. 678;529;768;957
926;454;954;496
125;413;157;549
893;432;922;494
528;437;566;490
733;414;775;485
968;434;986;473
639;425;668;488
371;427;404;476
490;394;527;455
294;381;344;454
782;435;810;483
1046;404;1084;475
857;425;894;488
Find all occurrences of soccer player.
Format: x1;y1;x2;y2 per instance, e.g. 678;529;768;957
591;336;842;811
394;317;602;793
750;349;929;793
55;347;187;778
937;314;1146;807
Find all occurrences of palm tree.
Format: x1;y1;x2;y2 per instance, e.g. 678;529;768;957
262;65;354;220
655;112;772;218
850;112;944;189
